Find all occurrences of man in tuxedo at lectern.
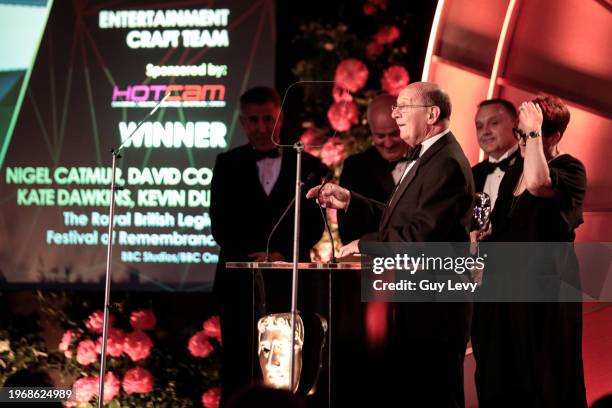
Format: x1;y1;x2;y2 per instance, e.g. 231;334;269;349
210;86;325;403
307;82;474;407
334;93;408;403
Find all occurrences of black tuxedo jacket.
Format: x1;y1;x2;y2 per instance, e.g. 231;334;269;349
356;132;475;344
472;160;490;193
338;147;395;244
357;132;475;245
210;145;325;268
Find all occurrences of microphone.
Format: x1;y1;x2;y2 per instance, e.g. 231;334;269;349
316;170;337;263
264;172;320;262
116;92;171;153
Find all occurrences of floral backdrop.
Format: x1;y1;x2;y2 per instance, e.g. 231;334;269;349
0;291;221;407
290;0;421;260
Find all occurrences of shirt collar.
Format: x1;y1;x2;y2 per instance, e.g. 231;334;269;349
418;128;450;158
488;144;518;163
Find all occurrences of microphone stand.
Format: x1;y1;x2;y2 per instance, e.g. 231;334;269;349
275;80;341;394
289;140;303;393
96;93;169;407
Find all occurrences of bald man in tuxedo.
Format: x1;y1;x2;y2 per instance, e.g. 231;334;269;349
308;82;474;407
334;94;409;405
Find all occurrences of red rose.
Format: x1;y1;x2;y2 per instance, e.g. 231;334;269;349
202;387;221;408
334;59;369;93
122;367;154;395
58;330;76;352
374;26;400;45
320;137;347;167
332;86;353;103
327;101;359;132
123;330;153;361
72;372;120;403
130;309;157;330
381;65;410;96
85;310;115;333
300;129;321;156
101;372;121;401
76;339;99;366
95;328;125;357
363;2;377;16
203;316;222;343
73;377;98;403
188;331;214;358
366;42;384;60
300;128;317;145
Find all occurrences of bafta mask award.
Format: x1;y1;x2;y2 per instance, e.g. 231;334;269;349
473;192;492;232
471;192;491;286
257;313;304;392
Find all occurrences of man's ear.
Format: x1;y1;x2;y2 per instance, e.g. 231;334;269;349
428;106;441;124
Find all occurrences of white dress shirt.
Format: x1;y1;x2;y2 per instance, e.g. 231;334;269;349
256;154;282;196
483;145;518;210
391;161;409;185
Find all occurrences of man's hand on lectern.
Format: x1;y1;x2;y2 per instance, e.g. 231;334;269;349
338;240;360;257
306;183;351;210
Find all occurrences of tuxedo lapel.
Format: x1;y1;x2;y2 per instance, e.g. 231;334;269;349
246;150;270;199
380;161;420;228
268;153;287;198
472;162;488;192
379;133;453;230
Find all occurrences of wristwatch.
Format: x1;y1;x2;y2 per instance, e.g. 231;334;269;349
527;130;541;138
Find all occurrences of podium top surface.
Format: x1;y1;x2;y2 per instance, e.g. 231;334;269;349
225;261;362;270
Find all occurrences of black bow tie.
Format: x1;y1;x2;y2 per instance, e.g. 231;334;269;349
252;148;280;161
483;149;519;174
388;144;422;170
406;144;422;161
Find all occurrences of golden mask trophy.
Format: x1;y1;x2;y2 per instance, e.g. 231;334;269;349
257;313;305;392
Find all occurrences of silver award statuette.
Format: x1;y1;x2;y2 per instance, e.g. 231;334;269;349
473;192;492;232
471;192;491;286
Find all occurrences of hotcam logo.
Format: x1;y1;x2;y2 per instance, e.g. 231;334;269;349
111;84;226;108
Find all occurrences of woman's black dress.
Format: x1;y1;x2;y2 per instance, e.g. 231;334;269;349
472;154;588;408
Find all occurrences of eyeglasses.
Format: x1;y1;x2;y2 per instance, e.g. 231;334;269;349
391;104;434;114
